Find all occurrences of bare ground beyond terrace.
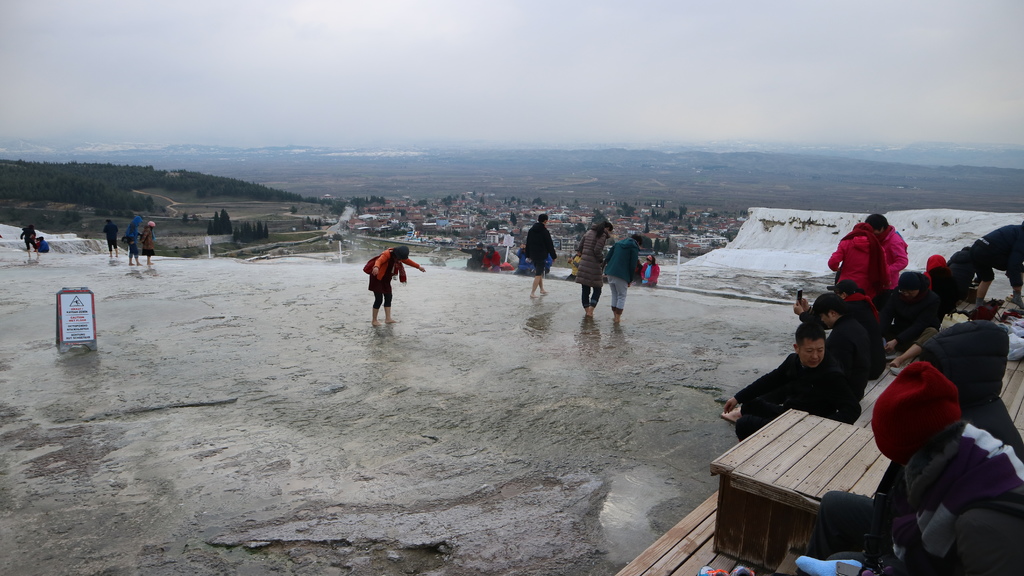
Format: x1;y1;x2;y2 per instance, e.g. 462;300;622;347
0;252;810;575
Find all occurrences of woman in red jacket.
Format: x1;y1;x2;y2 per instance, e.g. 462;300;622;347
368;246;425;325
828;219;890;301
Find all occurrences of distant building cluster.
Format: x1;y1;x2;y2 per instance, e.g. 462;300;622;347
334;193;744;255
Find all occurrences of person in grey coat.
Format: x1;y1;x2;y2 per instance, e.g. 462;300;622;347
575;221;613;318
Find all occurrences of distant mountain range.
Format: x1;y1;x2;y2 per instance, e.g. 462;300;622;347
3;140;1023;213
3;140;1024;169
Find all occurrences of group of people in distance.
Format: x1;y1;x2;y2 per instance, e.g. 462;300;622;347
103;216;157;266
719;215;1024;576
461;242;507;273
18;224;50;259
366;213;667;326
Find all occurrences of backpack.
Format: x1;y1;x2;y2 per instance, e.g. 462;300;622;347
969;300;1001;321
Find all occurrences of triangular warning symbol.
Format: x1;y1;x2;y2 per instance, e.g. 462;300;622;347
70;296;85;307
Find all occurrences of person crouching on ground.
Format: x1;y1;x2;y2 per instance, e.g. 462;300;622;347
880;271;940;370
640;254;660;287
368;245;425;326
721;322;859;441
34;236;50;259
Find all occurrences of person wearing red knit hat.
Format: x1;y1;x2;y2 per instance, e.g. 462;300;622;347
792;362;1024;576
871;362;962;465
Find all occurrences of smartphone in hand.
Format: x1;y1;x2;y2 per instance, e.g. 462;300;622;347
797;289;803;302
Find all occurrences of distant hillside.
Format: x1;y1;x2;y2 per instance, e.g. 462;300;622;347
3;146;1024;212
0;160;304;210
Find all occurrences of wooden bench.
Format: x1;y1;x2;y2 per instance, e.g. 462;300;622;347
618;307;1022;576
614;492;794;576
708;410;887;569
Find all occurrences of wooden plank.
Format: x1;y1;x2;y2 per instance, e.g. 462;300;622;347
848;450;891;496
669;537;722;576
794;429;872;496
643;508;717;576
726;475;821;516
774;420;852;491
732;416;823;479
776;551;801;575
615;492;718;576
711;410;807;474
817;436;885;498
855;372;897;428
1004;371;1024;427
749;417;840;484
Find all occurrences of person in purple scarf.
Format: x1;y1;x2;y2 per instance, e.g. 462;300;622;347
794;362;1024;576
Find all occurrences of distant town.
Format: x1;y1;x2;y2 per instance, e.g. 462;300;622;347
329;192;746;256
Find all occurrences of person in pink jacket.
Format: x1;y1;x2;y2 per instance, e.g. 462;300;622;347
866;214;909;310
828;214;908;307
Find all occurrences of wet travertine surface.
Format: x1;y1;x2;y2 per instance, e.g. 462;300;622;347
0;251;805;575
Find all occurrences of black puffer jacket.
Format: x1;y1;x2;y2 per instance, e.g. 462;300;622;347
947;246;975;302
920;320;1024;457
879;272;940;345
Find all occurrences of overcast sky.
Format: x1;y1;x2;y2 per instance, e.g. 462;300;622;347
2;0;1023;148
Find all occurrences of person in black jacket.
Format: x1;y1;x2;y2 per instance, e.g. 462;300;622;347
970;221;1024;308
525;214;557;298
919;319;1024;456
809;293;871;399
880;271;940;369
721;322;860;441
946;245;975;303
460;242;485;271
103;219;119;258
794;279;886;380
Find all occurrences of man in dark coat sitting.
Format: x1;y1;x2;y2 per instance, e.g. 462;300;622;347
809;293;871;399
796;279;886;380
721;322;860;441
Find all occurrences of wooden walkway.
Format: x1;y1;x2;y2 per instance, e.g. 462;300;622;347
617;308;1024;576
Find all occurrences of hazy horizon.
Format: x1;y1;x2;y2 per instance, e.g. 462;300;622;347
3;1;1023;149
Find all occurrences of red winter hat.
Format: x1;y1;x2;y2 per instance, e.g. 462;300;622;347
872;362;961;465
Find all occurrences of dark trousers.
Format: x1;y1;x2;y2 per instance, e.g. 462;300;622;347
735;398;786;440
581;285;602;308
800;491;906;576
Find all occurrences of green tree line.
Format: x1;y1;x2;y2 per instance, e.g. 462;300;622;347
0;160;304;209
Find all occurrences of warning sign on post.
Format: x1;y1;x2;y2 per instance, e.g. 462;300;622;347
57;287;97;352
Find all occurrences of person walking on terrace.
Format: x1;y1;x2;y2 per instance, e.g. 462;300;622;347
575;221;613;317
103;219;119;258
526;214;557;298
140;221;157;266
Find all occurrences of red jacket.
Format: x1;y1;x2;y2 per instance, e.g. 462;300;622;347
481;251;501;270
828;222;890;298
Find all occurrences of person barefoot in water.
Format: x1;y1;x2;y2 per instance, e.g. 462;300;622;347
368;245;425;325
